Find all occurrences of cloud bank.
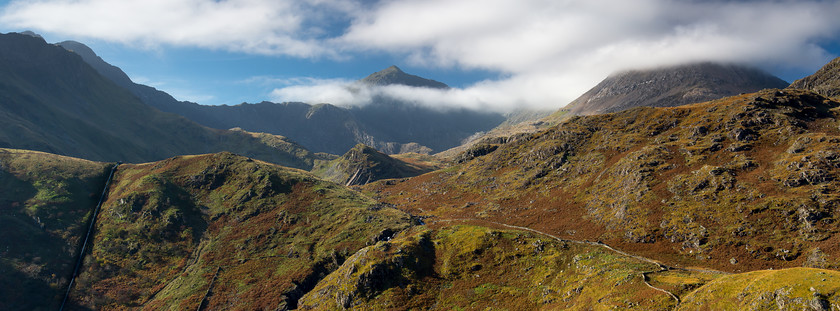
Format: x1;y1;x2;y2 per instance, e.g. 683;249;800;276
3;0;840;111
269;76;575;112
0;0;355;57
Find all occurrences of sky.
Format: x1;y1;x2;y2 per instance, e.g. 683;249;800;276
0;0;839;112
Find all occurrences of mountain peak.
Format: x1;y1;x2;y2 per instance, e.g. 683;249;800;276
18;30;43;39
57;40;97;60
361;65;449;89
383;65;404;73
564;62;789;116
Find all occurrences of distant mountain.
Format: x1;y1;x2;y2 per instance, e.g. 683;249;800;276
789;56;840;99
440;63;788;160
57;42;504;155
564;62;789;115
56;40;219;127
359;65;449;89
346;95;505;153
434;108;555;160
57;40;134;89
0;32;319;168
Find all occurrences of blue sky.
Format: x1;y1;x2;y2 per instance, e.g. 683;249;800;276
1;0;839;111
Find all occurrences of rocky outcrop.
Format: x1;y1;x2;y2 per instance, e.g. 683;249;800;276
312;144;432;186
789;57;840;99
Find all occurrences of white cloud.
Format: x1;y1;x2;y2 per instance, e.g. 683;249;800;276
270;78;374;106
342;0;840;71
3;0;840;111
0;0;352;57
268;75;587;113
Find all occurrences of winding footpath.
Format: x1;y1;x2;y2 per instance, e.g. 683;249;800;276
427;217;731;306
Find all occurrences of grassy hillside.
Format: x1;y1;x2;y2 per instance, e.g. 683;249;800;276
299;223;840;310
5;146;840;310
366;89;840;272
5;36;840;311
0;149;110;310
300;225;678;310
64;152;413;309
680;267;840;310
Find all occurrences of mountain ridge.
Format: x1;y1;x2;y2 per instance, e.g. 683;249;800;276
57;41;502;155
0;32;319;168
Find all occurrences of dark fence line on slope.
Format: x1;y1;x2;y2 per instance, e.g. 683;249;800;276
59;163;120;311
196;267;222;311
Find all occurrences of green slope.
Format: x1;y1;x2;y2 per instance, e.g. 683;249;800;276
300;225;679;310
5;145;840;310
680;268;840;310
63;152;413;309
